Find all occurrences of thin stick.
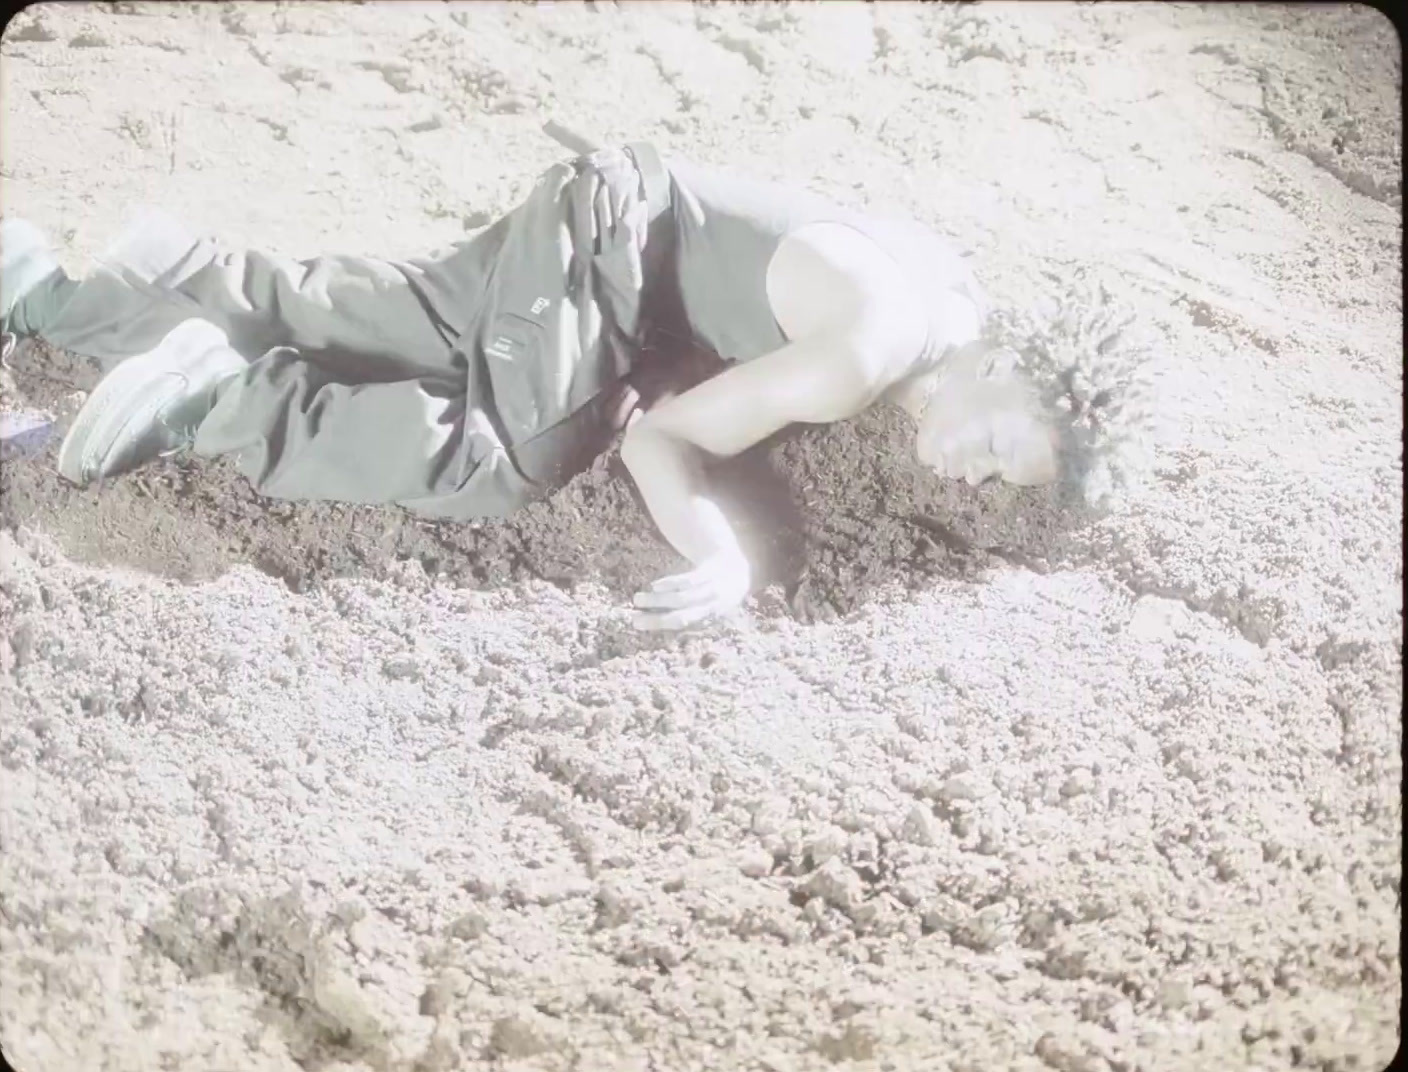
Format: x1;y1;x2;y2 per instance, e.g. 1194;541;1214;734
542;119;602;156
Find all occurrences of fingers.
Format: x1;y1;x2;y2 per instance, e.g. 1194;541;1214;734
568;171;598;291
631;567;720;628
613;182;631;229
571;168;597;240
633;588;699;612
633;577;715;611
592;179;612;255
633;567;714;608
625;200;649;292
630;552;751;630
574;150;651;293
632;599;727;633
602;171;647;289
646;568;705;594
633;608;707;632
578;272;603;355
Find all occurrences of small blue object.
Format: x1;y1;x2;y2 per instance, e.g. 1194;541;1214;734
0;411;55;459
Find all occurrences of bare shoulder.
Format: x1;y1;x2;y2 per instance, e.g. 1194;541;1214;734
766;221;928;375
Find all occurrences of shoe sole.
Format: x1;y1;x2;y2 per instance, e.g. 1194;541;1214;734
57;318;229;486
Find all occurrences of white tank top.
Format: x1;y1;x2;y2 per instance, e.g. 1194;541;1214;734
664;157;989;365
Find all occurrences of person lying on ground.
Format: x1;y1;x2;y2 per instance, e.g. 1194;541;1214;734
0;138;1061;631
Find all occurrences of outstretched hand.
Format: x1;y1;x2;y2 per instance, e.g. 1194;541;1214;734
631;548;752;632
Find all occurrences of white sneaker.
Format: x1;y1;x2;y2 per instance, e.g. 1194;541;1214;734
1;218;60;328
57;318;245;486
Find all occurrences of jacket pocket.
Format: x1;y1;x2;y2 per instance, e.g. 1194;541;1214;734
480;311;547;444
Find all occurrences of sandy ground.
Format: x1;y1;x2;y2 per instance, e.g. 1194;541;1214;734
0;2;1402;1070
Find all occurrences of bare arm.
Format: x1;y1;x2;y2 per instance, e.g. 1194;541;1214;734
618;216;933;628
619;322;888;627
619;424;737;568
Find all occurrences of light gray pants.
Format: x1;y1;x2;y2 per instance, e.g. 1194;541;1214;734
19;144;672;518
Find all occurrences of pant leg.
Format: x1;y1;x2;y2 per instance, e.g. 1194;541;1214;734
7;268;78;339
27;207;509;382
188;146;671;521
190;341;534;518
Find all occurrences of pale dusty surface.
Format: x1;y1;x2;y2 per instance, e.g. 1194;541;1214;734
0;3;1402;1071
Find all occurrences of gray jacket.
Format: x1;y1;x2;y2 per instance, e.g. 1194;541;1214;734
401;141;675;519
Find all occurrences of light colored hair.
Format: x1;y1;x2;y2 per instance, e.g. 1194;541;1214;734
980;274;1160;508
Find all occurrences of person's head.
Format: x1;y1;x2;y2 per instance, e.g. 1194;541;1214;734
912;340;1061;486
